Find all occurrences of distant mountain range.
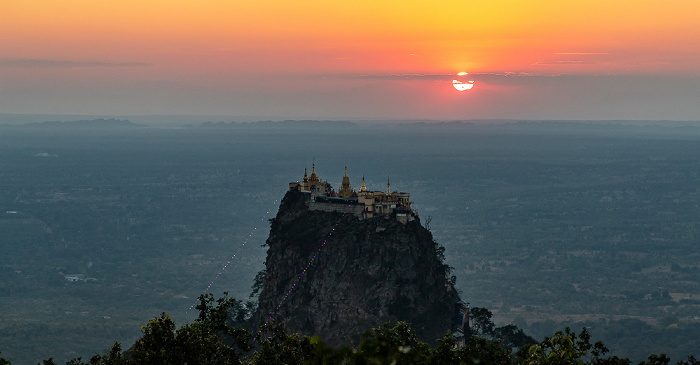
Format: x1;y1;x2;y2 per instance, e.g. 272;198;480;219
20;118;141;128
198;119;357;129
1;115;698;137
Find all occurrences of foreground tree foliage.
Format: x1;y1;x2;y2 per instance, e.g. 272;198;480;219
468;307;538;351
0;295;696;365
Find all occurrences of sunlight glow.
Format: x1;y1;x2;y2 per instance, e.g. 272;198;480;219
452;79;474;91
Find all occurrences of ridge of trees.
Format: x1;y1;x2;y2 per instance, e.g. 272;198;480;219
2;293;696;365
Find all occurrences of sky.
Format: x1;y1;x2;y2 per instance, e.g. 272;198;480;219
2;0;700;121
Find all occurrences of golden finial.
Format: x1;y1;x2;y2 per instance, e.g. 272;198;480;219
360;175;367;192
309;161;320;185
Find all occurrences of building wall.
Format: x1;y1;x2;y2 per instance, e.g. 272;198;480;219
309;201;364;217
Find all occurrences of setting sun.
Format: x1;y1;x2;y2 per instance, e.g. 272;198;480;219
453;72;475;91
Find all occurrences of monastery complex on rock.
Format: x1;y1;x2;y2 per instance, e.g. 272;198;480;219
288;164;416;223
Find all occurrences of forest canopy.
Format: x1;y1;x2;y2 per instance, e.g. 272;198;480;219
4;294;695;365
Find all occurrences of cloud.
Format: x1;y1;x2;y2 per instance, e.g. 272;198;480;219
0;58;153;68
351;73;454;80
344;72;558;80
553;52;609;55
533;60;595;65
534;52;611;66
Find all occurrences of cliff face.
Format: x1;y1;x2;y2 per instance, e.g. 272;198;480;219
254;190;460;345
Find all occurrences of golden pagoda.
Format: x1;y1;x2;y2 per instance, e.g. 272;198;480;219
359;175;368;192
339;166;353;198
308;162;321;186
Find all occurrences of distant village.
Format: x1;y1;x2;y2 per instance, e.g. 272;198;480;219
288;164;416;223
63;273;98;283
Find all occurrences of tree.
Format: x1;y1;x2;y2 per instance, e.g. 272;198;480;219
128;313;178;364
469;307;495;337
352;322;432;364
493;324;537;350
523;327;627;365
129;293;253;365
458;335;512;365
87;342;127;365
248;323;321;364
249;269;267;299
637;353;671;365
193;292;253;353
430;332;461;365
635;353;700;365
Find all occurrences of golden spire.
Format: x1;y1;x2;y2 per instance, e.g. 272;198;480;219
303;168;308;182
386;176;390;194
359;175;367;192
309;162;320;185
340;166;352;198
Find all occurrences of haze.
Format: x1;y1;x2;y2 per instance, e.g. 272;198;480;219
2;0;700;121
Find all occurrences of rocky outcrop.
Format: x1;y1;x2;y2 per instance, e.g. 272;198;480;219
254;190;460;346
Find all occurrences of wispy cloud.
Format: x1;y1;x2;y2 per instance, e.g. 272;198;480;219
0;58;153;68
553;52;609;55
534;60;596;65
351;73;454;80
344;72;558;80
534;52;611;66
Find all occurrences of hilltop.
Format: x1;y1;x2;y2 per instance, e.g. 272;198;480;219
253;167;461;345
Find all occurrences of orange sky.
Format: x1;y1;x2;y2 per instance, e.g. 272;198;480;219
2;0;700;119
